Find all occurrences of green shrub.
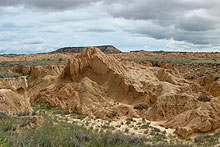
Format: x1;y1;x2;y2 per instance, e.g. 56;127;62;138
125;128;129;133
152;134;166;142
15;111;30;117
140;124;149;129
31;102;54;112
52;110;70;115
144;130;148;134
0;112;7;119
58;58;64;61
194;134;218;145
0;138;8;147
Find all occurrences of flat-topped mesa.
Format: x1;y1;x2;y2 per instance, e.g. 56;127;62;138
53;45;122;54
0;76;32;115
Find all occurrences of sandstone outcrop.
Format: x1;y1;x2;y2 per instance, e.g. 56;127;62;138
0;77;32;115
27;65;65;100
199;75;220;97
34;47;220;138
0;65;31;76
0;64;65;100
209;81;220;97
164;97;220;138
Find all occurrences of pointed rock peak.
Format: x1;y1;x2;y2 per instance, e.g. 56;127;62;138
79;46;106;59
60;46;127;82
77;46;126;72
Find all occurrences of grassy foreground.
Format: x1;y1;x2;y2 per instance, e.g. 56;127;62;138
0;113;146;147
0;117;145;147
0;103;180;147
1;103;220;146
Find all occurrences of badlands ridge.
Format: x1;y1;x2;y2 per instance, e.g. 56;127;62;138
1;47;220;138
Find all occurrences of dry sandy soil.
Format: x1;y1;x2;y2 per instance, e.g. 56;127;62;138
1;47;220;146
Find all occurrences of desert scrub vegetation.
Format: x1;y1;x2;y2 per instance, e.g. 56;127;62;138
1;103;210;146
0;58;68;68
123;57;193;63
0;103;152;146
0;71;23;78
0;115;146;147
194;134;219;146
124;57;220;83
0;115;32;133
123;57;220;65
31;102;54;111
58;57;64;61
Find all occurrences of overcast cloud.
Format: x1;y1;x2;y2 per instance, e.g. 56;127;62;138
0;0;220;54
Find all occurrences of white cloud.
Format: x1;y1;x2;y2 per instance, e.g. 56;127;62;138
1;0;220;53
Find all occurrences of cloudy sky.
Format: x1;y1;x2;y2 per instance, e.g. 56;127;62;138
0;0;220;54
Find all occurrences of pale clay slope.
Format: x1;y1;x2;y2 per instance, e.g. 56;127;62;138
0;64;65;101
31;47;220;138
0;77;32;115
27;65;65;100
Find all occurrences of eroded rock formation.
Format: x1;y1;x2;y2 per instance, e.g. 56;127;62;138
0;77;32;115
33;47;220;138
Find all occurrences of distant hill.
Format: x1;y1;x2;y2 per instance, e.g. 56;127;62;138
52;45;122;54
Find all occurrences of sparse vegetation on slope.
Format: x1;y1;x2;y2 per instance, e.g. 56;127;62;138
0;104;146;147
0;103;194;147
123;57;220;64
0;71;23;78
0;58;68;68
124;57;220;83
